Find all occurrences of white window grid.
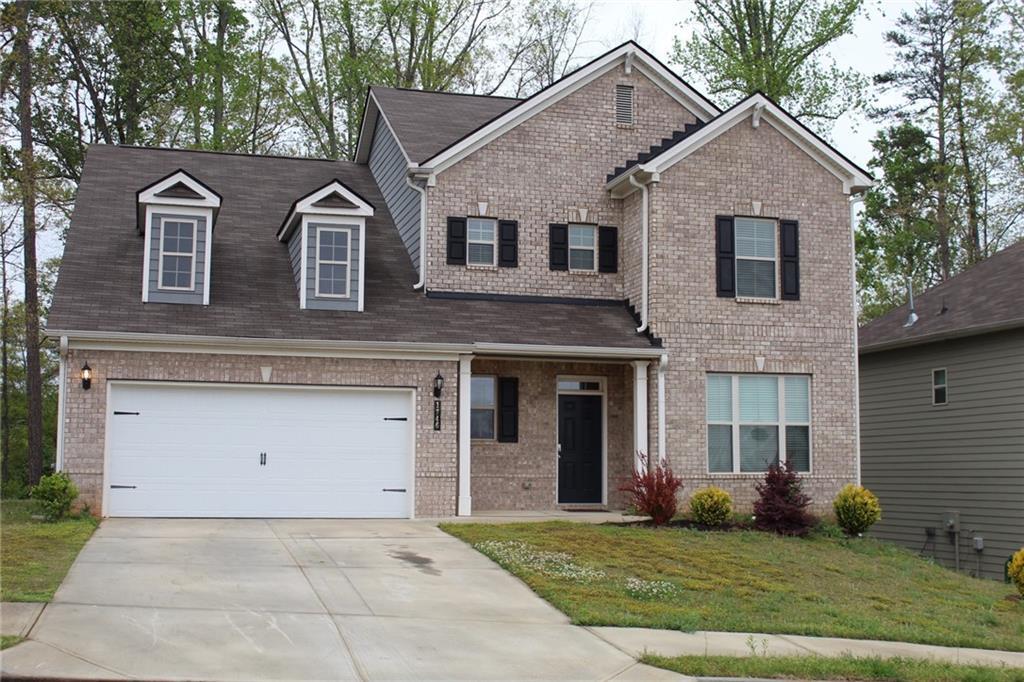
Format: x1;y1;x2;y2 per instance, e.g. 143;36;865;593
471;374;497;440
734;217;777;299
568;223;597;272
467;217;497;266
315;226;352;298
156;217;198;291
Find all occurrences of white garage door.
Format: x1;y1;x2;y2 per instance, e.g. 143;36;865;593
106;383;413;518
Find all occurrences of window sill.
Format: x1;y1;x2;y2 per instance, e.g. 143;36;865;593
568;268;600;276
735;296;781;305
466;263;498;271
614;122;635;129
707;471;813;477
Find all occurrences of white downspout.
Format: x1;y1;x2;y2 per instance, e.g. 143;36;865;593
406;175;427;290
849;195;864;484
56;336;68;472
657;352;667;465
629;174;650;333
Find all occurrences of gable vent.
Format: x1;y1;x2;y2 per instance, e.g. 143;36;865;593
615;85;635;125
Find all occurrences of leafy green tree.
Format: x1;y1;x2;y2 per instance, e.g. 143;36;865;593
671;0;865;133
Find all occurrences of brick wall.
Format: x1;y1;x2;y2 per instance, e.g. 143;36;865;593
646;120;859;512
469;359;635;510
425;65;697;299
61;349;459;517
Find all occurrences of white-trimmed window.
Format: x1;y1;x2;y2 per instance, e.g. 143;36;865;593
932;368;948;405
315;226;351;298
471;375;496;439
568;224;597;271
467;217;497;266
735;217;776;298
706;374;810;473
157;217;197;290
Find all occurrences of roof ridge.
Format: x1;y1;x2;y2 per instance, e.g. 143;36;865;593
110;144;343;164
371;85;522;101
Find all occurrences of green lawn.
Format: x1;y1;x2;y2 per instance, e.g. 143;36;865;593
642;654;1024;681
0;636;23;650
1;499;98;602
441;521;1024;651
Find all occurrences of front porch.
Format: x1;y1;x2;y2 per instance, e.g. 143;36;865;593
456;356;665;516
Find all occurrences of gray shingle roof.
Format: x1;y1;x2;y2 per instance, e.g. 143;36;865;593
371;87;520;163
47;145;653;351
858;240;1024;352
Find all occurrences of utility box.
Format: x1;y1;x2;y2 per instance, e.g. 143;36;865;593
943;511;960;534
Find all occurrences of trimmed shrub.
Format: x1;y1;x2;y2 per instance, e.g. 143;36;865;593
833;484;882;536
753;462;814;536
619;453;683;526
1009;548;1024;598
689;486;733;527
30;472;79;521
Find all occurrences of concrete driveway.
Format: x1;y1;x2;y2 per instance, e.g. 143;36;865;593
1;519;677;681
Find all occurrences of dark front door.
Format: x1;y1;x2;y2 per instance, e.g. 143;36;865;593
557;394;602;503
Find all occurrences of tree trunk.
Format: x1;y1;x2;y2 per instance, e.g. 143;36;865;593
16;0;44;485
1;231;10;489
935;70;952;281
212;0;229;149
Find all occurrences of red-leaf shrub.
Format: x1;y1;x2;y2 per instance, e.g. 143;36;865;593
619;453;683;526
753;462;813;536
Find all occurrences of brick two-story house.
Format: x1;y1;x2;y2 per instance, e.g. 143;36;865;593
47;42;872;518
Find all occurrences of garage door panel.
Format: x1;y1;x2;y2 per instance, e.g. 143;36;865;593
107;383;413;518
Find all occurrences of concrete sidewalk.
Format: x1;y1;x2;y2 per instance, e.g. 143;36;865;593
589;626;1024;669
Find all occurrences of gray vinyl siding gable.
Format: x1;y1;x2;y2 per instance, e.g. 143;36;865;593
147;212;206;305
304;222;360;311
859;328;1024;580
287;225;303;291
367;113;420;273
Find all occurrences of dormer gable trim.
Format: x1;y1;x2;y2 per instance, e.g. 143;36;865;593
277;179;376;242
414;41;721;176
136;169;222;234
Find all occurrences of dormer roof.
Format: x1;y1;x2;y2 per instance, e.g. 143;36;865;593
277;179;376;241
136;168;222;232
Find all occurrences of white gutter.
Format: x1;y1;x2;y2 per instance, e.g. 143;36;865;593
406;174;427;290
657;352;667;464
56;336;68;472
629;172;658;333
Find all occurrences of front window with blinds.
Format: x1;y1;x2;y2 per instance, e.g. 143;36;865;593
707;374;811;473
467;217;497;266
615;84;634;125
471;375;496;439
735;217;776;298
568;224;597;271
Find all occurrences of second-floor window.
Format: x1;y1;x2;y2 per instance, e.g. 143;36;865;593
467;217;497;266
316;227;351;298
569;224;597;271
735;217;776;298
932;368;948;405
158;218;197;290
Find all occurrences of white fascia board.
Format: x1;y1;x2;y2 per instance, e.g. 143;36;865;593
420;43;719;175
278;181;375;242
353;90;380;164
609;94;873;196
138;171;221;208
48;329;666;361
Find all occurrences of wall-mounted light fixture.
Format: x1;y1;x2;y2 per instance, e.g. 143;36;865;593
81;363;92;390
433;373;444;398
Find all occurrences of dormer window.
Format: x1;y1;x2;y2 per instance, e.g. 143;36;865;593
136;169;221;305
277;179;374;312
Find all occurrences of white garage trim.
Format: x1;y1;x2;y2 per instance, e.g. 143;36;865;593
102;380;417;519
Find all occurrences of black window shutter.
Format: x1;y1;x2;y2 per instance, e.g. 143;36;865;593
780;219;800;300
715;215;735;297
598;226;618;273
549;223;568;270
498;220;518;267
447;217;466;265
497;377;519;442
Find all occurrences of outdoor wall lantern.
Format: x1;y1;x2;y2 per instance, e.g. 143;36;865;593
433;372;444;398
81;363;92;390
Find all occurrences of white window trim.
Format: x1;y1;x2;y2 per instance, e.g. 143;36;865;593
155;216;198;292
470;374;497;441
568;224;598;272
314;226;352;299
467;217;497;267
142;206;213;305
300;215;365;311
734;217;778;300
706;374;812;475
932;367;948;406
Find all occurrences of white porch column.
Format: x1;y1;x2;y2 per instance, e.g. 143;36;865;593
631;360;650;473
457;354;474;516
657;354;668;465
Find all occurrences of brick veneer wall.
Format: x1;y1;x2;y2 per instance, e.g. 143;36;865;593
469;359;635;510
646;121;859;512
425;65;698;299
61;349;459;517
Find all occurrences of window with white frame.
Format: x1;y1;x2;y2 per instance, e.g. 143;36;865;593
158;218;197;290
467;217;497;266
735;217;776;298
932;368;948;405
315;227;351;298
568;224;597;271
706;374;810;473
471;375;496;439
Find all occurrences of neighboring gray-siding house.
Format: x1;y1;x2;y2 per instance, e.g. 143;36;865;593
859;241;1024;580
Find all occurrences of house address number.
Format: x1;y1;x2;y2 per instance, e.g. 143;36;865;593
433;399;441;430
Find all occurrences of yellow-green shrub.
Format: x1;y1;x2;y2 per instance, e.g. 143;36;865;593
689;486;733;527
833;484;881;536
1009;548;1024;597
